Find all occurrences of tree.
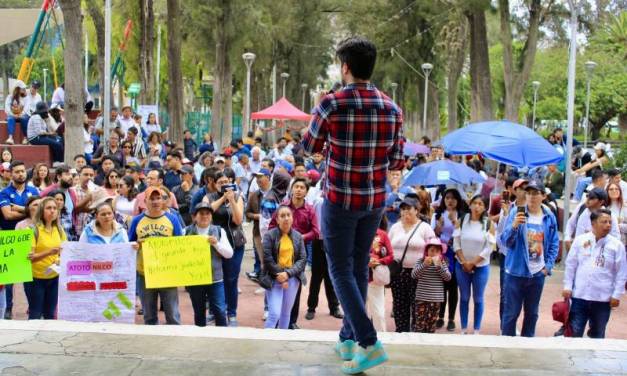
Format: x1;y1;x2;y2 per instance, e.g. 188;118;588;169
84;0;105;102
57;0;84;161
211;0;231;147
167;0;184;144
498;0;553;121
466;2;493;121
139;0;155;104
438;12;468;131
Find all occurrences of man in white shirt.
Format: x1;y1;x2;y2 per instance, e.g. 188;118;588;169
116;105;135;137
267;137;292;161
24;81;42;116
565;188;620;249
563;208;627;338
51;84;65;107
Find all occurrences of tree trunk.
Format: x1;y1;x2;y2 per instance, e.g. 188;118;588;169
499;0;548;121
428;82;440;140
211;0;231;149
85;0;105;106
466;8;493;122
619;112;627;136
222;60;233;144
139;0;155;104
58;0;84;162
167;0;184;145
445;20;467;133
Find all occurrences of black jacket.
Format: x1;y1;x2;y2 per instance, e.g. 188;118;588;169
262;227;307;285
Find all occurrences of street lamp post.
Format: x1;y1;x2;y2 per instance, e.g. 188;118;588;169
43;68;48;103
242;52;256;136
281;72;289;98
104;0;112;138
421;63;433;138
390;82;398;103
300;83;308;110
531;81;540;131
583;60;597;149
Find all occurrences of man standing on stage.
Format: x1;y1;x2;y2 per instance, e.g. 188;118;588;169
302;36;404;374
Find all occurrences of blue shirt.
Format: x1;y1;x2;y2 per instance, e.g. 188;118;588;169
164;170;182;191
0;183;40;229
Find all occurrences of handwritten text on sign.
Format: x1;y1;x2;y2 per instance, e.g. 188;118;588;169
142;235;213;288
0;229;33;285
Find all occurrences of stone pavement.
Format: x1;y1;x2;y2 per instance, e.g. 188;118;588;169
1;320;627;375
6;248;627;338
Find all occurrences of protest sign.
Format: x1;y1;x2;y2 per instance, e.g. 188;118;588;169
58;242;136;323
0;229;33;285
142;235;212;289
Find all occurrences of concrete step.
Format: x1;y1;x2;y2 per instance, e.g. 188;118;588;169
1;320;626;375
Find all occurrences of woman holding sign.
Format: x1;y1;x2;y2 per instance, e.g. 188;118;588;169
24;197;67;319
262;205;307;329
185;202;233;327
79;201;129;244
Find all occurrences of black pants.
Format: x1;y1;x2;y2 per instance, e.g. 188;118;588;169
391;268;417;333
438;270;458;321
306;239;339;313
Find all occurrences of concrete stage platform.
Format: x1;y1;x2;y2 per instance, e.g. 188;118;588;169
1;321;626;375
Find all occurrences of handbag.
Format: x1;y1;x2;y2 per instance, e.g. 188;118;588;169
372;264;390;286
257;270;273;290
388;222;422;280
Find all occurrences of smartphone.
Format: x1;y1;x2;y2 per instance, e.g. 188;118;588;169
221;183;237;193
502;191;510;203
516;206;526;215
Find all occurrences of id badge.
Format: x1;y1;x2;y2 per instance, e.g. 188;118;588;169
594;254;605;268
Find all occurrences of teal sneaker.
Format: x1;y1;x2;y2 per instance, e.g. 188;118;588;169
334;339;356;361
341;340;388;375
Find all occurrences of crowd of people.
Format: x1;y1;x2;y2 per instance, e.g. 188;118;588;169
1;37;626;376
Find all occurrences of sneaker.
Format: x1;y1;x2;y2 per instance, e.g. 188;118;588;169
206;313;215;324
554;325;565;337
305;310;315;320
330;308;344;319
262;310;268;321
334;339;356;361
435;318;445;329
254;287;266;295
341;341;388;374
246;271;259;283
238;287;242;294
4;309;12;320
5;136;14;145
21;138;28;145
446;320;456;331
228;316;238;327
289;323;300;330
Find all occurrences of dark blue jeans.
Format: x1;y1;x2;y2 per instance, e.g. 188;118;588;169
222;245;245;317
569;297;611;339
5;284;12;312
502;271;546;337
7;115;29;136
188;281;227;327
322;200;383;348
253;243;261;275
29;135;64;162
498;253;506;330
23;277;59;320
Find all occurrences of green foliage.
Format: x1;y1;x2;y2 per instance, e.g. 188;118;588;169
613;141;627;174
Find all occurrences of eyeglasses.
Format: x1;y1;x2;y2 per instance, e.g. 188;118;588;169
123;146;132;149
109;175;119;179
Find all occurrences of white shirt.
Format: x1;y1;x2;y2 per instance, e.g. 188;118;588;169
143;123;162;135
564;232;627;302
4;95;26;117
196;226;234;259
388;221;436;269
24;92;42;115
83;129;94;154
526;212;546;274
116;116;135;137
51;86;65;106
453;215;495;267
565;202;621;241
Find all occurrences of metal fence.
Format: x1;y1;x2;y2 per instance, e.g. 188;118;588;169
159;110;242;145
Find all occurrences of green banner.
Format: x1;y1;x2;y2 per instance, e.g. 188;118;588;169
0;229;34;285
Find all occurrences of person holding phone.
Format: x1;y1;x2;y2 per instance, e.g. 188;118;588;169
500;181;559;337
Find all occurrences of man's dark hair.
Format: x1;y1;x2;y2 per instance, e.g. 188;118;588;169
127;126;139;135
336;36;377;80
590;208;612;222
79;165;94;173
55;164;71;179
263;158;275;172
222;167;236;182
168;151;182;159
230;140;239;148
101;155;117;166
291;177;310;191
73;154;86;161
607;168;621;178
9;160;25;171
294;162;306;169
591;169;606;182
278;137;287;143
202;166;220;186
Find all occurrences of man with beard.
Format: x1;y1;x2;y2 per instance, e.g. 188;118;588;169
0;160;40;319
41;164;79;216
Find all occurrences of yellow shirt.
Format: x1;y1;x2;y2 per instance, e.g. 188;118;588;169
128;213;180;275
31;224;66;279
278;234;294;268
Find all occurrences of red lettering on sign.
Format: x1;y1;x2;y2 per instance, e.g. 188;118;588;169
99;281;128;290
66;281;96;291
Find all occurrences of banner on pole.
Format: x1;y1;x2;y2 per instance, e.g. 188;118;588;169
58;242;137;323
0;229;33;285
142;235;212;289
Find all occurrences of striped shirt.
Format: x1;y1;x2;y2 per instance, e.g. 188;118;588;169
302;83;404;211
412;258;451;302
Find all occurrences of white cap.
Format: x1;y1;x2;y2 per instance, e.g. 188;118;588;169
594;142;606;151
13;80;26;90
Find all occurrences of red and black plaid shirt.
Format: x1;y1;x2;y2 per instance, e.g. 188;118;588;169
302;83;404;211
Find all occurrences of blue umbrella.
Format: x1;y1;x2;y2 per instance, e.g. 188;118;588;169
402;159;486;187
440;120;562;167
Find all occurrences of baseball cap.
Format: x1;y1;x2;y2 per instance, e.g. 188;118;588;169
276;159;294;174
13;80;26;90
399;196;418;209
215;156;226;163
524;180;545;192
145;186;165;198
593;142;607;152
30;80;41;89
513;179;528;189
192;202;214;215
254;168;272;178
306;169;321;184
164;140;175;148
587;187;608;202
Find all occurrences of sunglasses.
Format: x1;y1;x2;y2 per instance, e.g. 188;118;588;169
123;145;132;149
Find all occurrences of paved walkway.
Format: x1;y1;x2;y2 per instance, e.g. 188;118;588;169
7;247;627;338
1;320;627;375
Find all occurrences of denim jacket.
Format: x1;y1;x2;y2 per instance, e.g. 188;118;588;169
500;206;559;278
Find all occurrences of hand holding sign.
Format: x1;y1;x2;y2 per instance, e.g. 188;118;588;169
0;229;34;285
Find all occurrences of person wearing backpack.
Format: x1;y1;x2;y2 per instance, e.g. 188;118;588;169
453;195;495;335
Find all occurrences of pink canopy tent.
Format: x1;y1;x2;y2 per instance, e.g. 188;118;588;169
251;97;311;122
